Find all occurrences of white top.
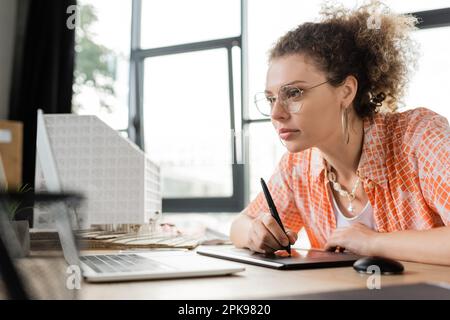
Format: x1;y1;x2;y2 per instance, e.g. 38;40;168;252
330;186;375;229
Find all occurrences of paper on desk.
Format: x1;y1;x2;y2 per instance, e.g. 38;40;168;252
160;213;233;246
198;227;231;245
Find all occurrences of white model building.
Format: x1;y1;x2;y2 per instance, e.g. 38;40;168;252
34;112;161;229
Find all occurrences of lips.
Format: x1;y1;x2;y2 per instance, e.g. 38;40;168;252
278;128;300;140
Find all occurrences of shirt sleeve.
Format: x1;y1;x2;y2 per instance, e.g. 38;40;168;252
416;113;450;225
245;152;304;233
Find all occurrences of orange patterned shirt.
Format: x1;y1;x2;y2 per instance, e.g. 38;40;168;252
246;107;450;249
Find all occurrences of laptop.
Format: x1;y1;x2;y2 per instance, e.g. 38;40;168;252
78;251;245;283
54;204;245;282
197;246;361;270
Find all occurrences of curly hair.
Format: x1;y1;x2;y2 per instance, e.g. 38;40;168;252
268;1;420;119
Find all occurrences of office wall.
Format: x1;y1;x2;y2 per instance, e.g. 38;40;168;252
0;0;18;119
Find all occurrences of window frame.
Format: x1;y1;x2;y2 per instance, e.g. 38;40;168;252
128;0;245;212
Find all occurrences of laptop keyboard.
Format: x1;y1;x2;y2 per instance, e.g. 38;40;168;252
80;254;175;274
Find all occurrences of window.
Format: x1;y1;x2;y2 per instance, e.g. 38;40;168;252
140;0;241;48
143;49;233;198
73;0;131;132
132;0;243;212
400;26;450;120
247;122;285;200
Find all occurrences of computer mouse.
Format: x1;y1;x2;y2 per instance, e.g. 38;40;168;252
353;256;404;275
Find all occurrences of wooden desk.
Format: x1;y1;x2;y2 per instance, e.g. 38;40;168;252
80;253;450;299
4;247;448;300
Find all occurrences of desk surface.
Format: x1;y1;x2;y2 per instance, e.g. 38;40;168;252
81;251;450;300
3;247;450;299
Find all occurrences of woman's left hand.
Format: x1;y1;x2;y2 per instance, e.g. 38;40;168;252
324;223;380;255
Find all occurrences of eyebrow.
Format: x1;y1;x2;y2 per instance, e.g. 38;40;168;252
264;80;308;94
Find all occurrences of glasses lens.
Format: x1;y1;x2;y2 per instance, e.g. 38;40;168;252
254;93;272;117
280;86;303;114
280;86;302;101
286;101;303;113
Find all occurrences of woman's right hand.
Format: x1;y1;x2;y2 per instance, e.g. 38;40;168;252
247;212;298;254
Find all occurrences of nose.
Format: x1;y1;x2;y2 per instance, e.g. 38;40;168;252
270;99;290;122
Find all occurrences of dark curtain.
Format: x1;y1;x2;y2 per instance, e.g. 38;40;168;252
8;0;76;223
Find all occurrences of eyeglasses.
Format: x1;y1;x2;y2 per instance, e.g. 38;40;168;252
254;80;329;117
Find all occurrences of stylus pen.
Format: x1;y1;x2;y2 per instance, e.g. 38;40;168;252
260;178;291;255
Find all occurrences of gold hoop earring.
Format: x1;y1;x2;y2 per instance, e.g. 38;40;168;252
341;106;350;144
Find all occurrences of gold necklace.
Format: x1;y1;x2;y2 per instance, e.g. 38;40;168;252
326;163;361;214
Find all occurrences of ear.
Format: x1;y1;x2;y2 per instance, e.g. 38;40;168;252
340;75;358;108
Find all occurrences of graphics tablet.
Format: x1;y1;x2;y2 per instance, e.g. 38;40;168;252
197;246;362;270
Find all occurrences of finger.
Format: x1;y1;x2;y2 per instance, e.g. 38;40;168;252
286;230;298;244
251;223;279;252
261;213;290;247
254;221;283;250
248;235;274;254
261;245;277;254
252;241;277;254
325;241;346;253
324;239;339;252
325;245;344;252
254;216;284;249
248;238;266;254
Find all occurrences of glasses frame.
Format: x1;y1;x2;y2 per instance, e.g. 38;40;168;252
254;80;329;117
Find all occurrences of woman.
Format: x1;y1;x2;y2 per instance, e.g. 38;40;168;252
230;2;450;265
